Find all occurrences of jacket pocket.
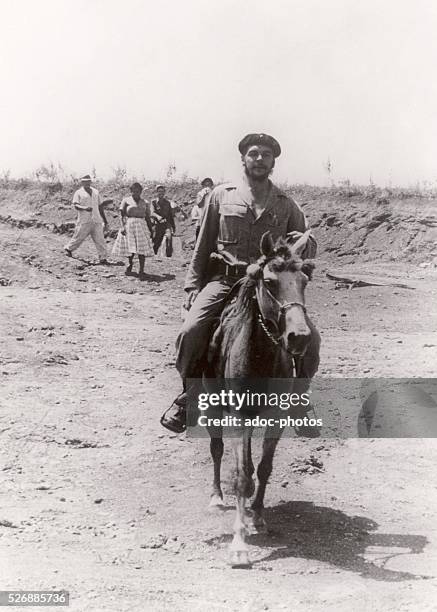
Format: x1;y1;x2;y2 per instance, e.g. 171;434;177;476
218;202;247;244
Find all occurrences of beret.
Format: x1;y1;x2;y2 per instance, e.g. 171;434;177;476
238;133;281;157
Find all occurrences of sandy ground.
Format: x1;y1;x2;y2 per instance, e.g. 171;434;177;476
1;220;437;611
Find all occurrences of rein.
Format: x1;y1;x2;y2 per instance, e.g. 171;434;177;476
256;312;300;376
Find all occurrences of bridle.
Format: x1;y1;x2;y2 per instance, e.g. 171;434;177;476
261;280;307;316
255;274;307;363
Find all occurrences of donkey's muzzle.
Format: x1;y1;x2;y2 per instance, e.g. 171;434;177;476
286;331;311;356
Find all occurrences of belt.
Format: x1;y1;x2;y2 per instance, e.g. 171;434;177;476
221;262;247;279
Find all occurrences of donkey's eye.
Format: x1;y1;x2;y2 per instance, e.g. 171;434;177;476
264;278;277;289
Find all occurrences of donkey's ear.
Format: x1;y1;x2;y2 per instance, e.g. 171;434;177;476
289;229;312;258
260;231;275;257
301;260;315;280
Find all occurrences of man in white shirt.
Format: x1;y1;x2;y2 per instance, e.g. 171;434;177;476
192;177;213;240
64;174;108;263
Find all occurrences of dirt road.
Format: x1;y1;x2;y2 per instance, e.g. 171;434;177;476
1;219;437;611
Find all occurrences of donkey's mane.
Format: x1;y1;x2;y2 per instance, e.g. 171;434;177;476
268;239;304;272
219;276;257;354
231;275;258;317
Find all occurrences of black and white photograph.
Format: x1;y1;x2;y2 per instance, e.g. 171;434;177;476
1;1;437;610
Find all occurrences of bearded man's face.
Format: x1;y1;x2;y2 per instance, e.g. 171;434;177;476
242;144;275;181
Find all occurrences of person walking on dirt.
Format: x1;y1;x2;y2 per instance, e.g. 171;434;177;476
64;174;108;263
151;185;176;255
112;182;154;280
191;177;214;241
160;133;320;435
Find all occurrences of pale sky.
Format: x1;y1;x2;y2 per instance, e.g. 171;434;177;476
1;0;437;186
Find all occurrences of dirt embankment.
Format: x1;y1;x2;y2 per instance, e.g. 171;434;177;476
0;181;436;264
298;191;437;265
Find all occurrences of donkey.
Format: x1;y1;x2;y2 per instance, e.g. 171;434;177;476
205;230;319;567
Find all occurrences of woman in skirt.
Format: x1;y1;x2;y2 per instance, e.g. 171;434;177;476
112;182;154;280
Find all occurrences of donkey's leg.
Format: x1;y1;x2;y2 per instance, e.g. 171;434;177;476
209;433;225;509
229;429;254;567
252;426;284;531
247;437;255;480
243;437;259;534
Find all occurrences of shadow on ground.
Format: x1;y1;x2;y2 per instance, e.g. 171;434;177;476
206;501;430;581
138;273;176;282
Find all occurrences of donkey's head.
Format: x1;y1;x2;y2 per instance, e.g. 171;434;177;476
247;231;315;357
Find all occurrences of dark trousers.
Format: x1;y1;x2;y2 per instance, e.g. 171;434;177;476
153;223;171;254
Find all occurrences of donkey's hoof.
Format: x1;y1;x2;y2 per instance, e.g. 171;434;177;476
252;515;268;534
208;494;225;511
229;550;252;568
245;509;267;534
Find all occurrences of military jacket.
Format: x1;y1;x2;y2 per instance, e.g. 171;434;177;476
184;180;316;291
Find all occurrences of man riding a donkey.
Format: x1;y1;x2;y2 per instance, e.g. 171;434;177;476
161;132;321;437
